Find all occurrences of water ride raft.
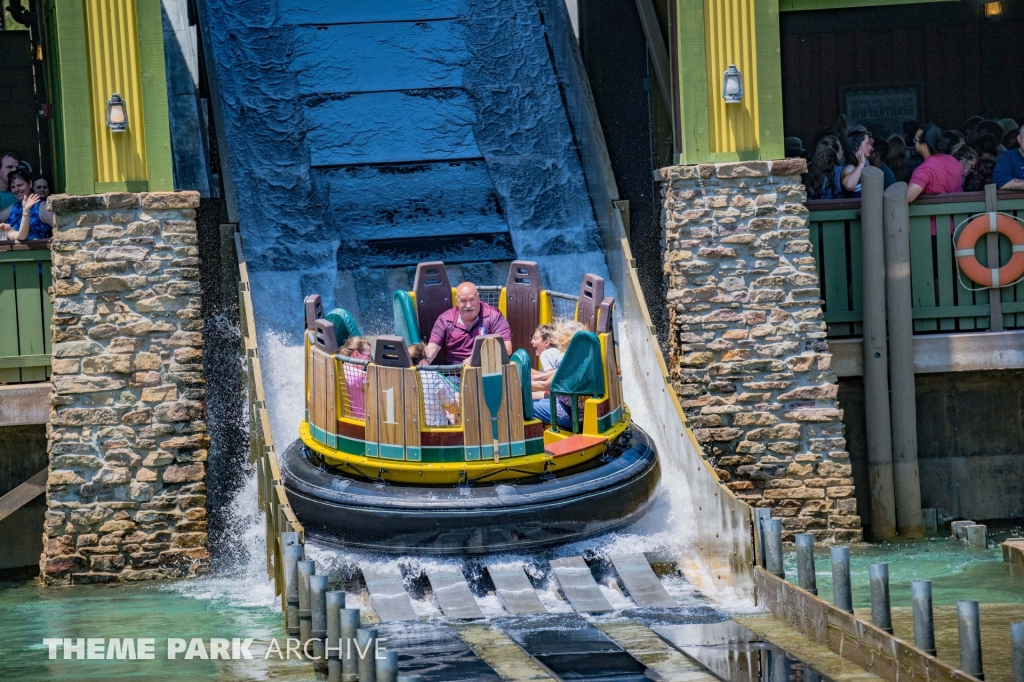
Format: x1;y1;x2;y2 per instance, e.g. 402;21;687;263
280;261;660;554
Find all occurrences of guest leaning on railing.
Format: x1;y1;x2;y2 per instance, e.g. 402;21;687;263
0;169;54;240
907;124;963;202
994;124;1024;191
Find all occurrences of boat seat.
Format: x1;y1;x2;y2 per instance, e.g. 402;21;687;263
392;290;420;345
545;434;607;458
548;331;605;433
596;296;616;333
469;334;509;367
374;336;412;368
504;260;542;366
313;319;339;354
326;308;360;345
304;294;324;330
576;274;605;332
510;348;534;420
413;261;452;341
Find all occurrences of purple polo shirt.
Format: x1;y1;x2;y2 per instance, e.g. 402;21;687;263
428;302;512;364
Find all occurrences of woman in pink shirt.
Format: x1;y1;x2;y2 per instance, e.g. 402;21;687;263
907;124;963;202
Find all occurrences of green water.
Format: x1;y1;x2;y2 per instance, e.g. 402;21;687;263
783;525;1024;609
0;576;314;681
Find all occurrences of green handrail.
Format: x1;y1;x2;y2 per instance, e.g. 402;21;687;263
808;192;1024;337
0;243;52;384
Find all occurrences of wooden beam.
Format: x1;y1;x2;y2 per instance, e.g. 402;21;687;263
985;184;1003;332
633;0;673;127
53;0;95;195
0;470;47;524
754;0;785;161
0;354;51;370
779;0;957;10
136;0;175;191
671;0;711;165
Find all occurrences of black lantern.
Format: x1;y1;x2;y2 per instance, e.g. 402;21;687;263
722;64;744;104
106;93;128;132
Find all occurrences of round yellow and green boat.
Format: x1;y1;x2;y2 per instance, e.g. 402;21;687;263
280;260;660;554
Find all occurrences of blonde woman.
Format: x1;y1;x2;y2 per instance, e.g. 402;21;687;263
530;322;575;428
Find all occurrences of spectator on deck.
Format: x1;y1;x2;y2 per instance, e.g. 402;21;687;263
993;124;1024;190
32;175;50;199
424;282;512;365
965;116;986;145
1000;119;1020;150
966;134;999;191
841;130;874;197
868;136;897;188
977;120;1007;154
903;120;921;147
952;143;979;183
1;170;54;241
785;136;806;160
885;135;908;183
805;135;844;200
0;153;20;210
907;124;963;202
338;336;372;419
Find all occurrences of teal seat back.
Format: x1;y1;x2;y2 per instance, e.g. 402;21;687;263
510;348;534;421
325;308;361;346
392;290;420;345
550;331;605;397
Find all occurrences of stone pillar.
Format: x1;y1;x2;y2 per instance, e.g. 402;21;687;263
659;160;862;542
41;191;210;585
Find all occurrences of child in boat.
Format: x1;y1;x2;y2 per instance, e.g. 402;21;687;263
338;336;371;419
408;343;460;427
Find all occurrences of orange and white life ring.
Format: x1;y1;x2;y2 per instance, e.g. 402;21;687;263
955;212;1024;288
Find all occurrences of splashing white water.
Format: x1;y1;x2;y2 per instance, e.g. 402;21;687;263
236;247;753;618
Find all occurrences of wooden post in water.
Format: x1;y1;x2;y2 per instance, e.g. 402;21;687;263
883;183;923;538
985;184;1004;332
861;166;897;540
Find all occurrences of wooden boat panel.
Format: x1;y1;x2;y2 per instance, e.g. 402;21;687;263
461;366;482;460
403;366;421;460
311;350;327;432
364;364;379;456
375;365;407;459
325;356;337;443
505;364;525;456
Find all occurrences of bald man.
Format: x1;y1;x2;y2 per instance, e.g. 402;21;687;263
424;282;512;365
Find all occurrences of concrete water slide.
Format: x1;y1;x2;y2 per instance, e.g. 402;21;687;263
199;0;754;600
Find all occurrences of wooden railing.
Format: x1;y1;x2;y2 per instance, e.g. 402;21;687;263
227;227;304;609
0;240;52;384
808;191;1024;338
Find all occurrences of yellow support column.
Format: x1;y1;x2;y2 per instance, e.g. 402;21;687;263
672;0;785;164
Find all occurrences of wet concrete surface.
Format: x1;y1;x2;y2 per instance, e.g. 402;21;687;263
735;616;883;682
863;604;1024;682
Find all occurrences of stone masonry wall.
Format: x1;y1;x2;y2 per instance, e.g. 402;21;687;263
41;191;210;584
658;159;862;543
